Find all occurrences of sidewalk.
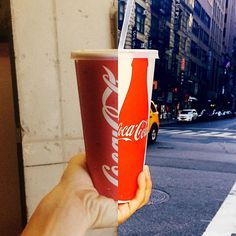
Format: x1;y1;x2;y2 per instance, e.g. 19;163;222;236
202;182;236;236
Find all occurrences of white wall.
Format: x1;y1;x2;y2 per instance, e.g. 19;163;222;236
10;0;116;234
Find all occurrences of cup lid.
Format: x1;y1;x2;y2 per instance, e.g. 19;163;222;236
119;49;159;59
71;49;159;59
71;49;117;59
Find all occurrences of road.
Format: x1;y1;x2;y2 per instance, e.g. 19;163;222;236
119;117;236;236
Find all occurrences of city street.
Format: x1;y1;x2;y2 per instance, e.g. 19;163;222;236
119;118;236;236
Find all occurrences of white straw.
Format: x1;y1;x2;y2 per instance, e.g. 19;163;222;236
118;0;135;49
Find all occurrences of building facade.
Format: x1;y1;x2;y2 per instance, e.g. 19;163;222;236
208;0;225;107
149;0;174;119
222;0;236;111
190;0;212;108
118;0;236;118
173;0;194;110
118;0;152;49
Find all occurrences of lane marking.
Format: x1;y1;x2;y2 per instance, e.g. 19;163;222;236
160;130;183;134
169;130;193;134
199;132;221;136
202;182;236;236
214;132;236;137
161;129;236;139
163;126;236;132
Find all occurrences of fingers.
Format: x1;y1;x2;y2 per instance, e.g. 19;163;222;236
118;203;129;224
139;165;152;208
118;166;152;224
130;166;152;210
128;171;146;213
118;172;146;224
64;153;153;227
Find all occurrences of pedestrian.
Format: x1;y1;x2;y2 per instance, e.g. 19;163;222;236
21;153;152;236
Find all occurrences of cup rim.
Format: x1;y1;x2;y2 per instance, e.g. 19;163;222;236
71;49;117;59
119;49;159;59
71;49;159;59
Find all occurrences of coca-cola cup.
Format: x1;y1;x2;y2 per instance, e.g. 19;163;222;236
118;50;158;201
71;49;158;202
71;50;118;200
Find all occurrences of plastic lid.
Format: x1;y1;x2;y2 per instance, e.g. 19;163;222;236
119;49;159;59
71;49;159;59
71;50;117;59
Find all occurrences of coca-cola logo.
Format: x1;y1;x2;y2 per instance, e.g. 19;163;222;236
102;66;118;187
118;120;148;142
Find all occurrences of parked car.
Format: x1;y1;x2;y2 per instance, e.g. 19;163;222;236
225;110;233;118
208;109;218;120
222;110;227;118
148;101;160;144
198;109;209;121
216;110;223;119
177;109;198;122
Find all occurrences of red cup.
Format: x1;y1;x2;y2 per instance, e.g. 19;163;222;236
118;50;158;201
71;49;158;202
72;50;118;200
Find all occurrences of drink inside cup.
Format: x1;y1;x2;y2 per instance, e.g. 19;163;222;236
71;49;158;201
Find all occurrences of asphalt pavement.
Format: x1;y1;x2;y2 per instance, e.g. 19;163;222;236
119;117;236;236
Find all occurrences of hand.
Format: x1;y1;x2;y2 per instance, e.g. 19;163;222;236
21;154;117;236
118;165;152;224
21;154;152;236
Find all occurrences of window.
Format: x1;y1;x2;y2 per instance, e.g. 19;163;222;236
150;16;158;39
223;27;226;38
135;39;144;49
197;47;202;59
174;34;180;54
202;68;207;79
204;13;211;28
194;0;201;17
199;27;203;41
202;31;209;46
200;9;206;22
192;20;199;37
202;50;207;63
151;102;157;113
200;8;211;28
199;27;209;46
118;1;125;29
135;4;145;34
190;60;197;75
224;13;227;24
191;41;198;56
